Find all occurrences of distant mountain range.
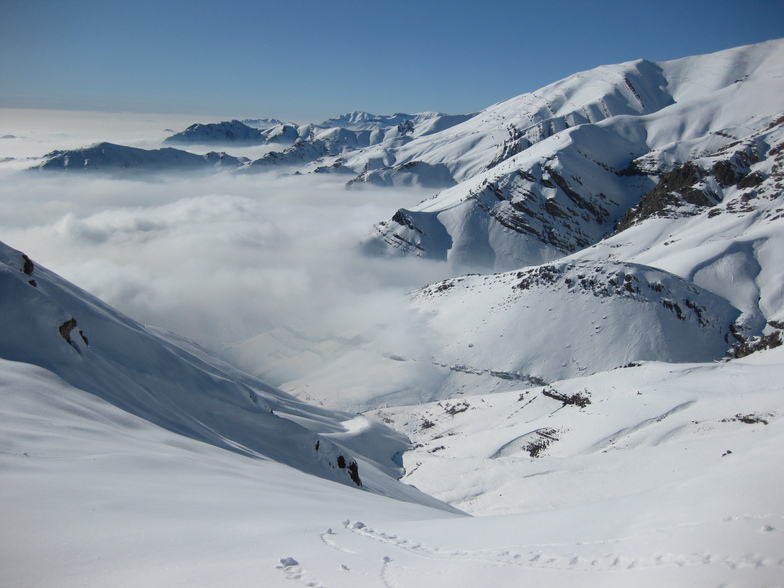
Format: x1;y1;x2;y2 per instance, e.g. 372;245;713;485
30;141;248;174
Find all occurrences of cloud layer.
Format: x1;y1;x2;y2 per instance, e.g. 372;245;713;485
0;115;460;400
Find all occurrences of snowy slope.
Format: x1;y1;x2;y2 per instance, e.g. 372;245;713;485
2;248;782;585
251;40;784;421
412;260;739;381
574;120;784;334
348;58;673;189
0;357;466;587
6;349;782;587
0;240;457;507
366;39;784;271
368;347;784;516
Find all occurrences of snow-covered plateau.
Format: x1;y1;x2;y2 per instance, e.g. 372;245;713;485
2;39;784;587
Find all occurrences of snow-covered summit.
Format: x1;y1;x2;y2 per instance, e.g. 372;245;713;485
319;111;474;132
365;39;784;271
164;119;267;145
241;117;286;129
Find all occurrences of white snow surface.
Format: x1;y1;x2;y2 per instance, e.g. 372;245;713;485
2;39;784;587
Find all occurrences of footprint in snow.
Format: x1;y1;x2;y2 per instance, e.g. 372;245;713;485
276;557;325;587
320;527;356;554
342;519;784;573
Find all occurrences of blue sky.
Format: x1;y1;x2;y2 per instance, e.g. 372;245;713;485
1;0;782;122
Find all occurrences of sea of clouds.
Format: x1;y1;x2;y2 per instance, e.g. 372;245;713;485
0;109;453;386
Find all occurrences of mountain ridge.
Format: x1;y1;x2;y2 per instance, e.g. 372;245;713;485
365;39;784;272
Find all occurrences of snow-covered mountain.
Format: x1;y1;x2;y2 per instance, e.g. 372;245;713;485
320;111;474;133
212;40;784;424
39;111;474;178
238;111;475;178
412;260;740;387
3;39;784;587
366;39;784;271
164;119;269;144
156;110;475;178
31;141;248;173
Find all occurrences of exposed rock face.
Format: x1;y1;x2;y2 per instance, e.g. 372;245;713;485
58;318;77;345
614;137;770;233
334;454;362;487
614;162;716;232
21;254;34;276
347;461;362;487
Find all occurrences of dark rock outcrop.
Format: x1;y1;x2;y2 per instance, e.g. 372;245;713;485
58;318;77;345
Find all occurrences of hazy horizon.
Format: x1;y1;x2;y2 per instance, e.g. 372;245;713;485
2;1;783;121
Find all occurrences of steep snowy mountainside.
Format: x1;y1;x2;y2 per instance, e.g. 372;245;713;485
348;57;674;189
0;240;455;508
0;357;468;587
30;141;248;174
8;350;781;588
366;39;784;271
334;112;784;408
364;123;655;270
572;116;784;335
412;259;740;382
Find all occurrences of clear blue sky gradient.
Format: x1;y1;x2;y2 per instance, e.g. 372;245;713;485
1;0;782;122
